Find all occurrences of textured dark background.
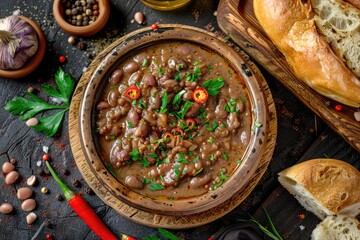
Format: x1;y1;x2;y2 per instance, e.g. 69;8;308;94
0;0;359;239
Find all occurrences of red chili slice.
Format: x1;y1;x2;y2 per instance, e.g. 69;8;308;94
193;87;208;103
172;127;185;137
185;118;196;130
124;86;141;100
162;132;174;143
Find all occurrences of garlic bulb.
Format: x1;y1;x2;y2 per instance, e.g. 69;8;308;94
0;15;39;70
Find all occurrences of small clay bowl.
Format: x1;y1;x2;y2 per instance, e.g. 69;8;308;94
53;0;110;37
0;16;46;79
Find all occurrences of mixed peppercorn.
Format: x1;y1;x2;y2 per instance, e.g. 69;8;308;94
62;0;100;26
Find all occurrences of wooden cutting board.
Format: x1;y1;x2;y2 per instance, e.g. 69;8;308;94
217;0;360;153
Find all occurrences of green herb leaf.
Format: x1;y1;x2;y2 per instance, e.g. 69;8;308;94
129;148;140;161
160;92;168;113
208;137;214;144
127;121;134;128
255;121;263;128
177;101;193;119
193;156;199;163
137;99;147;109
108;135;116;140
158;228;179;240
149;183;164;191
142;178;152;184
206;121;219;132
54;68;75;105
32;109;67;137
142;59;148;67
202;77;224;96
174;164;180;180
195;168;203;175
198;107;206;119
139;155;150;167
177;152;188;164
172;90;186;106
222;152;228;160
157;67;165;75
4;93;68;121
207;65;213;74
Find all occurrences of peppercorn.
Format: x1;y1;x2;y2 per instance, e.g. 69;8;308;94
151;23;159;30
84;186;94;195
10;158;16;164
68;36;76;45
71;179;80;187
59;55;66;63
44;220;52;228
56;194;64;201
44;167;50;175
62;169;70;176
41;187;49;194
36;168;45;176
77;41;87;50
45;233;53;240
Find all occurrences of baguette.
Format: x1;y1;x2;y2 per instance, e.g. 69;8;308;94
278;159;360;220
253;0;360;107
311;215;360;240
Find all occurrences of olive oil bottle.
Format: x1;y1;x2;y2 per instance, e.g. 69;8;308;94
141;0;193;11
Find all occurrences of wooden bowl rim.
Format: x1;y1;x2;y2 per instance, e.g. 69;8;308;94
53;0;110;37
0;16;46;79
76;25;270;215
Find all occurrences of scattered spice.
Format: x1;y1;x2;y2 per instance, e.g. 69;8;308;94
298;213;305;219
36;168;45;176
10;158;16;164
42;153;50;161
41;187;49;194
334;104;342;111
56;194;64;201
63;0;99;26
43;167;51;175
84;186;94;195
325;101;331;107
59;55;66;63
45;233;53;240
134;12;144;24
62;169;70;176
77;41;87;50
27;87;35;93
151;23;159;30
68;36;76;45
71;178;80;187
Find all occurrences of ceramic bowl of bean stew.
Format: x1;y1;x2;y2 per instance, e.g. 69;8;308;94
77;25;269;215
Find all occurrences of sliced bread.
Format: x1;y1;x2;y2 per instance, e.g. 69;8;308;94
311;215;360;240
311;0;360;77
278;159;360;220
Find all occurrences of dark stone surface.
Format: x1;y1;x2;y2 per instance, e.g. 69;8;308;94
0;1;359;239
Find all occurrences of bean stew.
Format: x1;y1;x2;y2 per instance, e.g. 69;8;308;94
95;42;252;199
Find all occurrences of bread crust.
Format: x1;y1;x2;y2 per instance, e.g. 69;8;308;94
278;159;360;216
253;0;360;107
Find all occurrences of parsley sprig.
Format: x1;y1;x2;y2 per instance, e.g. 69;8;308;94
4;68;75;137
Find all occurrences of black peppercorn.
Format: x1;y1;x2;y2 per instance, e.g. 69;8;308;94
77;41;87;50
84;186;94;195
56;194;64;201
44;167;50;175
62;168;70;176
36;168;44;176
71;178;80;187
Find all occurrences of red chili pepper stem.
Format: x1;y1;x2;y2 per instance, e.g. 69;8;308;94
45;161;75;201
44;161;118;240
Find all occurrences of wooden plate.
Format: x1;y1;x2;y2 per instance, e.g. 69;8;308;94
69;24;277;228
217;0;360;152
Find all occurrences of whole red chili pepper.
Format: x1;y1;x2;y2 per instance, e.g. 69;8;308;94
44;160;118;240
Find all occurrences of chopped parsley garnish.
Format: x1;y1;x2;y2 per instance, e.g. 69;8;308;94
194;61;201;66
177;152;188;164
207;65;213;74
174;164;180;180
185;67;201;82
206;122;219;132
160;92;168;113
127;121;134;128
172;90;186;106
202;77;224;96
139;155;150;167
193;156;199;163
148;153;158;159
188;151;194;157
239;97;246;103
157;67;165;75
208;137;214;144
176;101;193;119
149;183;164;191
142;178;152;184
255;121;263;128
221;123;226;128
150;138;164;144
137;99;146;109
131;99;137;105
210;155;215;161
198;107;206;119
142;59;148;67
195;168;203;175
214;170;229;189
129;148;140;161
156;157;170;166
225;34;231;41
169;196;175;200
225;98;237;113
237;159;243;164
222;152;228;160
108;135;116;140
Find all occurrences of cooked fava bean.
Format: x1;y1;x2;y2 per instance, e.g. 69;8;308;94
17;187;33;200
5;171;19;184
96;42;252;199
0;203;13;214
109;69;123;85
21;199;36;211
